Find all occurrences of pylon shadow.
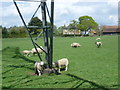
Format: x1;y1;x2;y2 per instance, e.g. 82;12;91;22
66;73;109;89
12;47;35;63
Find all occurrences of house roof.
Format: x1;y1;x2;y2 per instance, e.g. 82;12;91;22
103;25;120;33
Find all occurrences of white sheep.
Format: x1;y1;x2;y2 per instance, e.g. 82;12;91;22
71;43;81;48
31;47;43;55
22;50;31;56
53;58;69;73
34;61;44;76
96;38;101;40
95;41;102;48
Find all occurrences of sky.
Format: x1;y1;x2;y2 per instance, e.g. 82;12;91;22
0;0;119;28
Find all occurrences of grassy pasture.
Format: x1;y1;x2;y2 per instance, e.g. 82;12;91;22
2;35;118;89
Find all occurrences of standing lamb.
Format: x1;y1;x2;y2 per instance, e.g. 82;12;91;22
34;61;44;76
95;38;102;48
95;42;102;48
71;43;81;48
53;58;69;73
22;50;31;56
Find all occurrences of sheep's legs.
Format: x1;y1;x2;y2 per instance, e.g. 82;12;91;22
65;66;68;71
58;68;60;73
28;53;31;57
26;53;29;56
37;70;41;76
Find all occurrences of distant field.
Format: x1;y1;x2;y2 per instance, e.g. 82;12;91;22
2;35;118;89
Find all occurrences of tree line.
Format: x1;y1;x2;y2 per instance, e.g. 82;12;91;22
1;16;103;38
1;26;27;38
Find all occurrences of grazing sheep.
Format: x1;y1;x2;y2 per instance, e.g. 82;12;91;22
71;43;81;48
22;50;31;56
96;38;101;40
95;41;102;48
31;47;43;55
53;58;69;73
34;61;44;76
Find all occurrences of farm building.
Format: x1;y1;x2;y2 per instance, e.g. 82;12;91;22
81;30;97;36
89;30;97;36
63;29;81;36
102;25;120;35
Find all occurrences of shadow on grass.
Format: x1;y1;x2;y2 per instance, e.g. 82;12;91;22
40;79;76;86
2;75;30;89
12;47;35;63
1;47;10;52
2;47;36;88
8;64;34;71
8;77;39;88
2;68;16;74
66;73;109;89
2;46;35;63
3;74;47;89
110;84;120;88
2;47;35;74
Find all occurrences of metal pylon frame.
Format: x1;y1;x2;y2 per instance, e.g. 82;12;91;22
13;0;54;69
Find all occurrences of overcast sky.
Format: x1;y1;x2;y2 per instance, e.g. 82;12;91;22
0;0;119;28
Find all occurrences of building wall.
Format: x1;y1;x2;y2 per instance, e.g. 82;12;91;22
63;30;81;35
102;25;120;35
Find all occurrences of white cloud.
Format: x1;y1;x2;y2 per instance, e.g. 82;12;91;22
1;0;118;27
54;0;118;27
2;4;18;17
1;1;40;26
1;0;12;2
107;0;118;8
109;15;118;24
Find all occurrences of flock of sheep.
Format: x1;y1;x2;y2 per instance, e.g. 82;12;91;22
22;38;102;76
71;38;102;48
22;47;69;76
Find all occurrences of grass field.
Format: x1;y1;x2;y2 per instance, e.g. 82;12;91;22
1;35;119;89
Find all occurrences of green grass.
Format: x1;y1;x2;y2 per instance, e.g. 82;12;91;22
2;35;118;89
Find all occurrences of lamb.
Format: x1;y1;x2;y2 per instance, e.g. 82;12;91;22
53;58;69;73
22;50;31;56
31;47;43;55
96;38;101;40
71;43;81;48
34;61;44;76
95;41;102;48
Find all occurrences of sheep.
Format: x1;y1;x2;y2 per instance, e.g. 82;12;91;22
34;61;44;76
22;50;31;56
71;43;81;48
96;38;101;40
95;41;102;48
53;58;69;73
31;47;43;55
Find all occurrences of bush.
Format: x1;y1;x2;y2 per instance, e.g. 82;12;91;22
2;27;9;38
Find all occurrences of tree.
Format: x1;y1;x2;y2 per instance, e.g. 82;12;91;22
0;26;2;38
2;26;9;38
68;20;78;29
9;26;20;38
78;16;98;36
18;26;27;37
57;25;66;36
97;25;104;36
28;17;43;34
